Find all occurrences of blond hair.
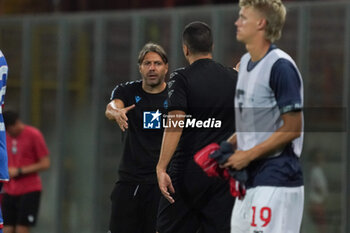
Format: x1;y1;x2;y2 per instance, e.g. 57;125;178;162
239;0;286;42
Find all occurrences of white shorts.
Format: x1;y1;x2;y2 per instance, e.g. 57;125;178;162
231;186;304;233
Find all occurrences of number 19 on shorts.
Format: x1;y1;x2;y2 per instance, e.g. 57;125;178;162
251;206;272;227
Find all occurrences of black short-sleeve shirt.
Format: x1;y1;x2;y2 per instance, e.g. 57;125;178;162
167;59;237;163
110;80;168;183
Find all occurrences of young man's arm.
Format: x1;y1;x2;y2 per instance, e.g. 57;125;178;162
156;110;185;203
223;111;302;170
226;133;237;150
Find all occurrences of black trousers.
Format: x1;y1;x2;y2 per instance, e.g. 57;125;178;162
157;160;235;233
109;181;161;233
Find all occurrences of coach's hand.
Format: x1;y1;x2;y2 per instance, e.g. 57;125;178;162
114;104;135;132
157;170;175;203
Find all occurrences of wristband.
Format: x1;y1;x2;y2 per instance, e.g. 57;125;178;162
17;167;22;176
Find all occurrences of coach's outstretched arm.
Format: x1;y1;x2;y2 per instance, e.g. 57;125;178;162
105;99;135;132
156;110;185;203
224;111;302;170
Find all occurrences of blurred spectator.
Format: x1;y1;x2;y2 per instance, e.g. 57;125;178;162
309;149;328;233
2;110;50;233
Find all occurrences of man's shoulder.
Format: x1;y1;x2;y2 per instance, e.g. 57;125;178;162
113;80;143;96
209;60;238;84
172;62;209;77
23;125;43;137
267;48;295;64
170;67;186;77
170;60;216;79
117;80;142;90
169;67;187;84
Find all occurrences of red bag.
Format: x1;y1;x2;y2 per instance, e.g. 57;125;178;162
194;142;246;199
194;143;221;177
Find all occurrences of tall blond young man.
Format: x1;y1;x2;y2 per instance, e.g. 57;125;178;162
223;1;304;232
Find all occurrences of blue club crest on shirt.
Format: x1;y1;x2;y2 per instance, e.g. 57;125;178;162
143;110;162;129
135;96;141;103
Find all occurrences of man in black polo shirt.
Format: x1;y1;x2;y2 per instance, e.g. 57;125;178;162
156;21;237;233
105;42;168;233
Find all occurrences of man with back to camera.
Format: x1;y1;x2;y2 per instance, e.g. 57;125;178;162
2;110;50;233
105;42;169;233
156;21;237;233
223;0;304;232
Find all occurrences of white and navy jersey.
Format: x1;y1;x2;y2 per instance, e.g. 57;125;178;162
235;45;303;188
0;50;9;182
110;80;168;184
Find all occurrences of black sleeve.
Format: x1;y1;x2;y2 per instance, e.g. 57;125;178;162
167;70;188;112
226;67;238;88
110;83;128;105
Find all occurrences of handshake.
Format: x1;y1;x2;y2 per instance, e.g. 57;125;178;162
194;141;248;199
